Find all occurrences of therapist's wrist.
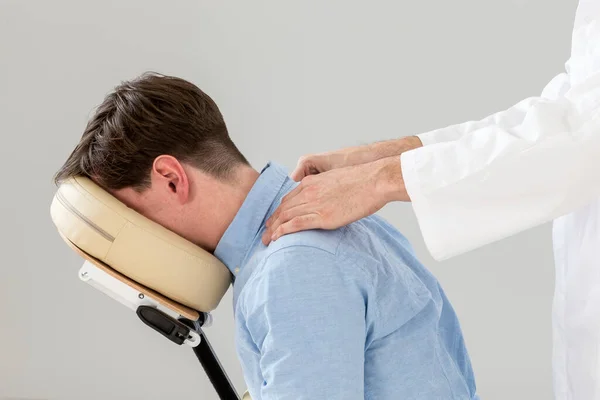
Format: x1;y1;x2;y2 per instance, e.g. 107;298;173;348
374;136;422;202
374;156;411;203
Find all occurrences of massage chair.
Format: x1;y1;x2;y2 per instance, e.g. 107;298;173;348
51;176;250;400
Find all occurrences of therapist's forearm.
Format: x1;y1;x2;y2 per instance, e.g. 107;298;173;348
372;137;423;203
367;136;423;162
331;136;424;169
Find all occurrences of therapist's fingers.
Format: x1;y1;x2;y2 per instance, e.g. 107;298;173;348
270;214;322;242
264;187;311;244
290;157;321;181
265;189;303;231
266;176;319;228
290;154;338;181
263;203;312;244
277;181;308;210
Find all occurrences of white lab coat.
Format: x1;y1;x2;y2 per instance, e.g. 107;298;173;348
400;1;600;399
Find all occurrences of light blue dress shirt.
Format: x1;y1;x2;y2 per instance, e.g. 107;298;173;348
214;162;478;400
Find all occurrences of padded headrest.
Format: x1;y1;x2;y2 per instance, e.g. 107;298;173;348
50;176;231;313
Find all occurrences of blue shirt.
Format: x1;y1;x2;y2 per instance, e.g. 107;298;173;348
214;163;478;400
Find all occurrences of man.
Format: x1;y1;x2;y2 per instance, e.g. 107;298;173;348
263;1;600;399
55;73;478;399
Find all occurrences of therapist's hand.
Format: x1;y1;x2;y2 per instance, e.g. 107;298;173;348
291;136;423;181
262;157;410;244
290;147;370;181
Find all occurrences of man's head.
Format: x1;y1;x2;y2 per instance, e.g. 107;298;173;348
55;72;258;250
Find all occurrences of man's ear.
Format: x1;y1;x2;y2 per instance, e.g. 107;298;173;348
151;155;190;204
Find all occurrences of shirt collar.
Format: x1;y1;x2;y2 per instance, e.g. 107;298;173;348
214;161;289;275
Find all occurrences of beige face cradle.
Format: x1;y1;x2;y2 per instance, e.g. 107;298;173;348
51;176;232;312
51;176;250;400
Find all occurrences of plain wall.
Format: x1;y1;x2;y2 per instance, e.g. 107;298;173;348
0;0;578;398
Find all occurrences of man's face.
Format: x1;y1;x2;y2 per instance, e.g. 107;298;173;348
112;184;181;234
107;155;208;247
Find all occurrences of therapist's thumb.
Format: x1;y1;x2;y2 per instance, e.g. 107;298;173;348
290;155;328;181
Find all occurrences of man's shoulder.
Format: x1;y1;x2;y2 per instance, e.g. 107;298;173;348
253;218;390;282
248;225;368;287
247;230;343;287
240;227;373;313
259;214;410;267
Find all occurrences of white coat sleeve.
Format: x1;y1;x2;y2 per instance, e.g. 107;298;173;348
400;1;600;261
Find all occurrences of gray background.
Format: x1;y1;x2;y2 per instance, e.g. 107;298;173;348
0;0;577;399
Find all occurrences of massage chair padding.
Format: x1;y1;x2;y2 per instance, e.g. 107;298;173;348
50;176;231;314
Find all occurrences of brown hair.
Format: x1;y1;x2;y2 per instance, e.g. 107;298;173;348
54;72;248;190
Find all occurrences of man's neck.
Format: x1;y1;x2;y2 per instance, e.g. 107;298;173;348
203;165;260;252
